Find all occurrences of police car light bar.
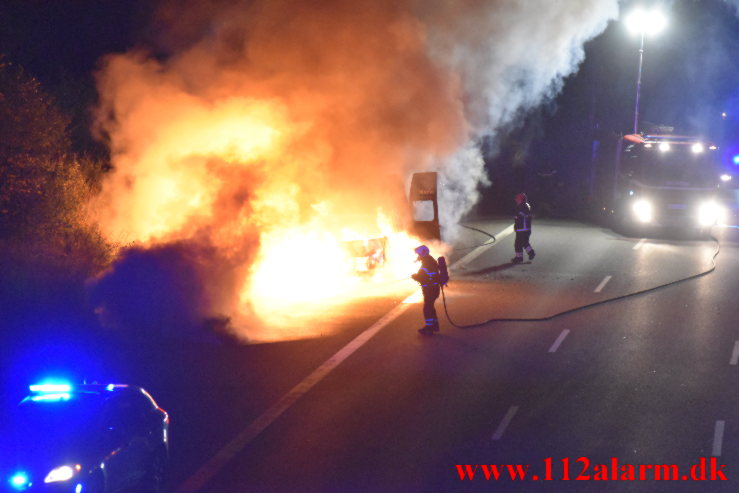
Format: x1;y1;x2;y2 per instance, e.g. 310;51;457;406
106;384;128;391
29;383;72;393
30;393;71;402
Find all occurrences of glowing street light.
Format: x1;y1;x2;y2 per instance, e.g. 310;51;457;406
625;7;667;134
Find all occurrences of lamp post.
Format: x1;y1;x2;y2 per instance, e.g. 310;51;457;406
625;8;667;134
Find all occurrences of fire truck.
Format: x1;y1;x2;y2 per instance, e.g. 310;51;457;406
592;132;731;234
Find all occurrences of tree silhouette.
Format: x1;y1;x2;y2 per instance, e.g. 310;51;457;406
0;55;109;280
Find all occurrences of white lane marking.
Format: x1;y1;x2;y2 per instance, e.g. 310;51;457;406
181;225;512;491
730;341;739;365
712;420;725;457
178;299;414;493
548;330;571;353
632;238;646;250
454;225;514;269
492;405;520;441
593;275;612;293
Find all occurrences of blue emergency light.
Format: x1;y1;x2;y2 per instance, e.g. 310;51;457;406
733;154;739;165
28;382;73;402
9;471;31;491
29;383;72;393
30;393;71;402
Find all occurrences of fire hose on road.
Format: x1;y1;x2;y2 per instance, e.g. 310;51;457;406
440;226;722;330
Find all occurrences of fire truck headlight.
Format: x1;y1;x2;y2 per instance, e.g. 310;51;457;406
632;199;653;223
720;174;732;182
691;143;704;154
697;201;726;227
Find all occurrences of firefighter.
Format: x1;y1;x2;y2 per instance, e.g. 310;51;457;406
512;192;536;264
411;245;440;335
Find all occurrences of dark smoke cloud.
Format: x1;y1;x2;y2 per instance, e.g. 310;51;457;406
88;242;247;337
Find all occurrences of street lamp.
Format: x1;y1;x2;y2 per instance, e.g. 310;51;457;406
625;7;667;134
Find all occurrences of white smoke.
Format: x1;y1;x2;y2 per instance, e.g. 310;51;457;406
421;0;620;231
724;0;739;14
436;143;488;240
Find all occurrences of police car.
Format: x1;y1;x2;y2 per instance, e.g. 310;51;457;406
1;382;169;492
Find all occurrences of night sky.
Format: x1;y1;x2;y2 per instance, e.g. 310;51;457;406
2;0;738;212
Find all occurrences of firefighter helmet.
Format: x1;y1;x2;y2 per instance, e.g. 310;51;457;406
414;245;430;260
515;192;527;203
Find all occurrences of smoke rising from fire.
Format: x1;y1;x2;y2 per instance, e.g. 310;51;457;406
90;0;618;340
725;0;739;15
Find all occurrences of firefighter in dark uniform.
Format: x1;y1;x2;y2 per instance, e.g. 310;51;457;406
512;192;536;264
411;245;440;335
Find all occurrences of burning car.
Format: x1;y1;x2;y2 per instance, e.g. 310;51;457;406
341;236;387;273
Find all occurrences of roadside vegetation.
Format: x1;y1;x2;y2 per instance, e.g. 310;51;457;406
0;55;111;329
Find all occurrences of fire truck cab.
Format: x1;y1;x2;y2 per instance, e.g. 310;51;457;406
593;132;730;234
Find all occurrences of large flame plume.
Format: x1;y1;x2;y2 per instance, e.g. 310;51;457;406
90;0;619;341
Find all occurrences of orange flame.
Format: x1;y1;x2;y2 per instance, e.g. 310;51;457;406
91;1;463;341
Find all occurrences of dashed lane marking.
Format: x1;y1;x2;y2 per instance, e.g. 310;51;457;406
713;420;725;457
492;405;520;441
593;275;612;293
548;330;570;353
730;341;739;365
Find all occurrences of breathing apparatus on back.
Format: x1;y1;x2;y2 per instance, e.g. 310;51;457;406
438;256;449;286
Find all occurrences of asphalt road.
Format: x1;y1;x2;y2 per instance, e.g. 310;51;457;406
5;217;737;492
140;217;736;493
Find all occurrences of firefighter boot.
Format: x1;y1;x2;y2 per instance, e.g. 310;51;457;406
418;327;434;335
511;256;524;264
431;320;440;332
528;249;536;260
